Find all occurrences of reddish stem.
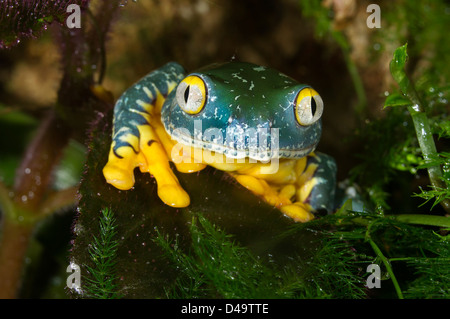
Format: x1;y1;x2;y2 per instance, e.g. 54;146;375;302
0;111;71;298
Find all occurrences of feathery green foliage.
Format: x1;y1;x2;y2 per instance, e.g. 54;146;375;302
154;209;450;299
414;152;450;210
403;231;450;299
83;207;121;299
155;215;289;299
155;214;370;299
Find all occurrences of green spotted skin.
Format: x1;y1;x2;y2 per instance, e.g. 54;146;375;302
111;62;185;158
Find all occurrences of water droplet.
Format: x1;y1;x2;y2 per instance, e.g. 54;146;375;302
21;195;27;202
24;168;31;174
411;104;421;112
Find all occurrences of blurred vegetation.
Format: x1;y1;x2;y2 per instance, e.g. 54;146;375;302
0;0;448;299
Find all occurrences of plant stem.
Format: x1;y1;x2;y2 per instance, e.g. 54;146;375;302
0;219;34;299
390;44;450;213
405;80;449;212
12;112;71;211
367;237;404;299
0;111;71;298
407;105;450;213
391;214;450;228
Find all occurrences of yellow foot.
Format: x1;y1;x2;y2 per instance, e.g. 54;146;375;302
103;164;136;190
157;184;190;207
280;202;315;223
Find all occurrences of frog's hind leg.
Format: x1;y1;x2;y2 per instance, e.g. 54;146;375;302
231;160;312;222
280;153;337;222
232;154;337;223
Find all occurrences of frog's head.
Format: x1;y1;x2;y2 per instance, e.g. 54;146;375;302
162;62;323;161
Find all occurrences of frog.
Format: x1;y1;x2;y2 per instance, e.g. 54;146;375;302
102;61;337;222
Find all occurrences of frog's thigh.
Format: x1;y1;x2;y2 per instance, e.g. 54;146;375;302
137;124;190;207
297;152;337;213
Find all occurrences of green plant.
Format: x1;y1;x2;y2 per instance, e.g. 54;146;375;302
83;208;121;299
386;43;449;213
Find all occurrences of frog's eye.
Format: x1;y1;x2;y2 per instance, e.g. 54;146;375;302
294;87;323;126
176;75;207;115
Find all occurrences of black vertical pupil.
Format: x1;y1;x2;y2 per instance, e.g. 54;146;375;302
310;97;317;117
184;85;190;103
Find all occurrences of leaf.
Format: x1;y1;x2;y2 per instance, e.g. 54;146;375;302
383;93;411;109
389;43;410;93
70;109;320;299
436;120;450;139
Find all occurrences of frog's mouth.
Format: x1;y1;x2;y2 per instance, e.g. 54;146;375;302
164;123;317;162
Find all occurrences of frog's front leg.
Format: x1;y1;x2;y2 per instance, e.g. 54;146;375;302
103;62;193;207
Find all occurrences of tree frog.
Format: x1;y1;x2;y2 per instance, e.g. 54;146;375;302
103;62;336;222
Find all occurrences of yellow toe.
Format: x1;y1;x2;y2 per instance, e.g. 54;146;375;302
280;203;315;223
158;184;190;207
103;165;135;190
234;175;266;195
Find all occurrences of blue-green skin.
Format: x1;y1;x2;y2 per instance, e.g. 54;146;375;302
110;61;337;213
162;62;321;160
